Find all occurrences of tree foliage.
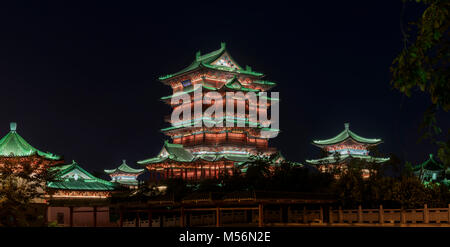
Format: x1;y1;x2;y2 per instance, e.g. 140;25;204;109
391;0;449;111
391;0;449;166
0;159;54;226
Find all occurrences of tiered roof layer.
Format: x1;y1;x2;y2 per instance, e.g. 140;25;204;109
0;122;60;160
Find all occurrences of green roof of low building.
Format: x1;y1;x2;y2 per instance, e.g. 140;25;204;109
47;161;117;191
312;123;382;146
137;141;255;165
305;154;390;165
104;160;145;174
0;122;61;160
137;141;194;165
412;154;445;171
158;43;264;81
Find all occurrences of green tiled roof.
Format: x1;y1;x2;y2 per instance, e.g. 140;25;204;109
412;154;444;171
137;141;194;165
158;43;264;81
160;76;260;101
0;122;61;160
312;123;382;146
137;141;254;165
223;76;260;92
104;160;144;174
47;161;117;191
305;154;390;165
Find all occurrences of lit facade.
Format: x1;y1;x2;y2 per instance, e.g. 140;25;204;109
306;123;389;178
138;43;280;182
46;160;118;227
413;154;448;185
104;160;144;189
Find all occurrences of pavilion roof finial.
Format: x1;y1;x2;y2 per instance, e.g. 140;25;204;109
221;42;226;49
10;122;17;132
122;159;126;164
344;123;349;130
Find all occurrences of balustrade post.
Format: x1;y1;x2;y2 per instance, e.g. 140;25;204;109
358;205;363;223
258;203;264;227
319;206;324;224
328;206;333;225
379;205;384;225
448;204;450;223
303;206;307;224
400;207;406;224
338;206;343;223
216;207;220;227
424;204;429;224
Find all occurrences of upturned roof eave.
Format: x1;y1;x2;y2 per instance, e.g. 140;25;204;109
312;136;383;147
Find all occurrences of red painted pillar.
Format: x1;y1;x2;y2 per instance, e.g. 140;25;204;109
69;206;73;227
93;206;97;227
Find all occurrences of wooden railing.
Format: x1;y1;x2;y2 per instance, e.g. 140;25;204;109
120;204;450;227
327;204;450;224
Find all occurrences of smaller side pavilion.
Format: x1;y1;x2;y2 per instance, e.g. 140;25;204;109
0;122;63;168
104;160;144;189
46;160;118;227
138;141;252;182
306;123;389;178
413;154;448;185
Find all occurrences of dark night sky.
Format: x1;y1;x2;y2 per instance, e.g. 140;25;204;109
0;1;448;176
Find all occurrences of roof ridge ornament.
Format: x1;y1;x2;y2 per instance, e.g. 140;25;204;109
10;122;17;132
344;123;349;130
220;42;226;49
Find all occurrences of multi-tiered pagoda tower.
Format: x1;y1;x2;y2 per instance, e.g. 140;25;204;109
138;43;279;182
306;123;389;178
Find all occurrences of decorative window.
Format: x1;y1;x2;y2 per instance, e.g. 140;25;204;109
181;79;192;88
213;55;239;69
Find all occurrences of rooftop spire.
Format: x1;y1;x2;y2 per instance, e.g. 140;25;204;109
220;42;226;49
10;122;17;132
344;123;349;130
122;159;126;164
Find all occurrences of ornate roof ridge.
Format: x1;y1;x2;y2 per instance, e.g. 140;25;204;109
312;123;382;146
158;43;264;81
105;159;144;174
0;122;61;160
